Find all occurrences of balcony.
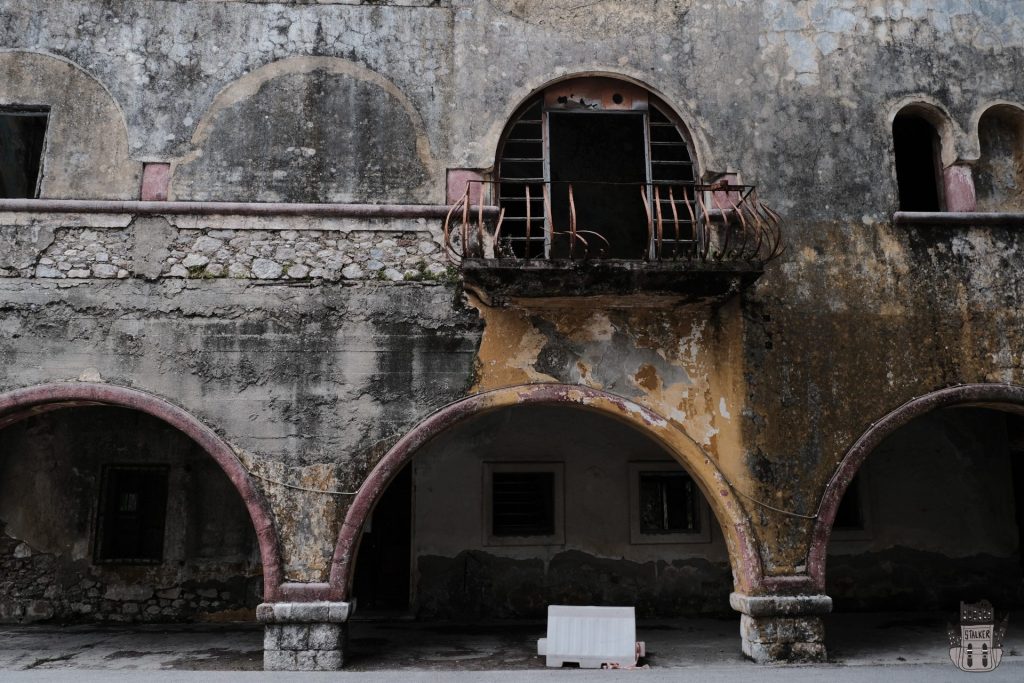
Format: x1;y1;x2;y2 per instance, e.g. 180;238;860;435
444;180;783;301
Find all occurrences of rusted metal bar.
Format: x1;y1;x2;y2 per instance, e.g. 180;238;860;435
667;186;680;260
682;187;699;260
640;185;653;262
524;185;532;260
543;184;554;260
893;211;1024;227
442;189;468;264
568;183;577;260
654;185;664;260
0;198;499;220
461;187;470;259
696;190;711;261
442;179;781;265
476;183;485;256
492;207;506;254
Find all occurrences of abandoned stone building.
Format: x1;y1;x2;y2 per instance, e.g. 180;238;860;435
1;0;1024;672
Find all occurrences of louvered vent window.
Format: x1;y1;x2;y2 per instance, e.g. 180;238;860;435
492;471;555;537
496;79;696;259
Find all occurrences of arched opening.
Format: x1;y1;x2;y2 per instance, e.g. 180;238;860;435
0;383;282;629
975;105;1024;212
811;385;1024;662
893;110;945;211
496;77;697;260
334;385;759;667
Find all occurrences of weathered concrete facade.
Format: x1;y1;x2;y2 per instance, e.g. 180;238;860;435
1;0;1024;671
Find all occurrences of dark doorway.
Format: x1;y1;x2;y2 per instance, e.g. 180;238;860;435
893;114;943;211
548;112;649;258
352;464;412;612
0;110;48;199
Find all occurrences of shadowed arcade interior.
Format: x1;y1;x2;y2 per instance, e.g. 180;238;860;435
826;407;1024;654
0;406;263;624
349;403;732;623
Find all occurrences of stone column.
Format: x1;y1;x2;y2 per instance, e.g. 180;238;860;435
257;601;352;671
730;593;832;663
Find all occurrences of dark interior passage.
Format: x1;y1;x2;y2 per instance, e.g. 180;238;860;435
351;464;412;612
548;112;649;258
893;113;943;211
0;111;47;199
0;407;261;624
828;408;1024;613
404;405;730;620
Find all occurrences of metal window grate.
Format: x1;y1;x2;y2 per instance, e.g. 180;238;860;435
492;471;555;537
638;471;700;535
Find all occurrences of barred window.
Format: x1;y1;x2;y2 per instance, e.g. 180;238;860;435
94;465;169;564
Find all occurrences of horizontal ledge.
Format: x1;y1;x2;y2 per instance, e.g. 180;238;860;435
894;211;1024;227
730;592;833;617
0;198;500;220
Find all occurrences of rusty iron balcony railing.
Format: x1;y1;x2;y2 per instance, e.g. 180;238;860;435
444;180;783;265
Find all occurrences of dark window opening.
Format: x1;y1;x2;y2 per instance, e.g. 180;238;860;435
492;471;555;537
638;471;701;535
893;113;942;211
95;465;169;564
496;86;696;260
833;475;865;531
0;109;48;199
548;112;649;258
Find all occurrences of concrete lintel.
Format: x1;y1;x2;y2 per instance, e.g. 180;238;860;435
257;601;352;624
729;592;833;617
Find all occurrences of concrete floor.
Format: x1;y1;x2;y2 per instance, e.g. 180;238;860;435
0;613;1021;672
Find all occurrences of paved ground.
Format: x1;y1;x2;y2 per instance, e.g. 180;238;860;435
1;612;1022;678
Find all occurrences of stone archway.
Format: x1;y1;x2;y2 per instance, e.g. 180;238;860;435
0;382;284;600
808;382;1024;592
329;383;763;602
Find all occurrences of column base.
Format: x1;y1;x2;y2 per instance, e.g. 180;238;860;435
258;601;352;671
730;593;831;663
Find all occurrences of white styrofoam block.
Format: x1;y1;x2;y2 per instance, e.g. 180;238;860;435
538;605;641;669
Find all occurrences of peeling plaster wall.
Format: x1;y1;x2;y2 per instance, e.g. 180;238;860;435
0;408;260;623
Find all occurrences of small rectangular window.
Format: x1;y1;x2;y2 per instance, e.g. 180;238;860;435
638;471;700;535
94;465;169;564
483;462;564;546
492;471;555;537
629;462;710;544
0;109;48;199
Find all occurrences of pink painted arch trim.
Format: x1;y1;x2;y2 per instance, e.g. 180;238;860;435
807;382;1024;591
0;382;285;601
329;383;764;601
